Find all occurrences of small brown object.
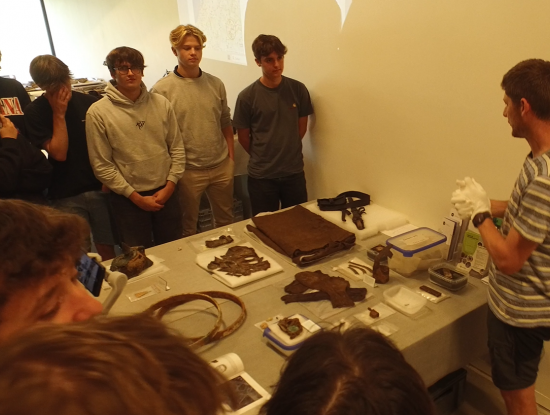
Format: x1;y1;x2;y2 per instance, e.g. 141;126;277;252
368;307;379;318
295;271;354;308
284;279;309;294
349;261;371;272
348;265;360;275
207;246;270;277
436;268;460;280
110;243;153;278
205;235;234;248
278;317;303;339
281;287;367;304
372;245;394;284
419;285;442;297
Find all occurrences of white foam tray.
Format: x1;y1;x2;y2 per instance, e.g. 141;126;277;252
196;242;283;288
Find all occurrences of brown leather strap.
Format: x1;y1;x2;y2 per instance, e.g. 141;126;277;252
146;291;246;348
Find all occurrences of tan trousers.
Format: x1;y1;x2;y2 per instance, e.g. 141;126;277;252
178;157;234;236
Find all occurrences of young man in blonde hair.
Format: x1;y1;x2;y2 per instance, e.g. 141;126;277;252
152;24;234;237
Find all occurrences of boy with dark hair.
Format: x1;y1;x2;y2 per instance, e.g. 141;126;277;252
0;199;103;342
86;47;185;248
261;327;434;415
25;55;116;260
451;58;550;415
233;34;313;216
152;24;235;237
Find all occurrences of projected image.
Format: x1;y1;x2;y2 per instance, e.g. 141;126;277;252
178;0;248;65
176;0;352;66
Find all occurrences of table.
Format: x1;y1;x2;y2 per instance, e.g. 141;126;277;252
100;219;489;390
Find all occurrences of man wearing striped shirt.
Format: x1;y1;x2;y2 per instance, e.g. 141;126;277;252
451;59;550;415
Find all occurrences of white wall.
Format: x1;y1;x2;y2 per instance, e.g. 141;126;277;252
43;0;550;229
43;0;180;86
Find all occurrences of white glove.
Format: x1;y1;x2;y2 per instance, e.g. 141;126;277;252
451;197;474;220
450;177;491;218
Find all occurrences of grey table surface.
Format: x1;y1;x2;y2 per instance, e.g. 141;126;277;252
100;219;489;392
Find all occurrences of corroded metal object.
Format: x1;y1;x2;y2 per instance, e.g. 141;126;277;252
110;243;153;278
341;197;366;230
205;235;234;248
278;317;303;339
281;288;367;304
208;246;270;277
281;270;367;308
373;244;393;284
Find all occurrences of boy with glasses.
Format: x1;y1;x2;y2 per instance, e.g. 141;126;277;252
152;25;235;237
86;47;185;248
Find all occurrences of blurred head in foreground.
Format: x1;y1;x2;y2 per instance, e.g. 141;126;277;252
0;200;102;342
261;327;435;415
0;314;235;415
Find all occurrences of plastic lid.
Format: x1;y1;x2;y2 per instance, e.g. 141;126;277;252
386;227;447;257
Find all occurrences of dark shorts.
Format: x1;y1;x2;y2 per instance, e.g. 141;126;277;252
487;308;550;390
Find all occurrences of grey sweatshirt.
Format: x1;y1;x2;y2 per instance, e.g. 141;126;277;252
86;81;185;198
151;71;231;169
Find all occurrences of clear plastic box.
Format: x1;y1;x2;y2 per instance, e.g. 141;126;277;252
262;314;320;356
386;227;447;277
429;262;468;291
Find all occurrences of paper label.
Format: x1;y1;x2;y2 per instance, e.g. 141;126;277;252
402;234;428;246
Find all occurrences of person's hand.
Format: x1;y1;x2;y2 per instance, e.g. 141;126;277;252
451;196;474;220
46;85;71;116
451;177;491;218
153;181;176;205
0;114;18;139
130;192;164;211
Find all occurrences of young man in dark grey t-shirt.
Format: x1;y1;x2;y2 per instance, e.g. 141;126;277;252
233;35;313;216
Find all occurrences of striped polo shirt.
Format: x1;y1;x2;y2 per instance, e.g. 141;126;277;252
488;151;550;327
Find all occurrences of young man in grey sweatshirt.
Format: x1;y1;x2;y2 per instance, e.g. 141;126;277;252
86;47;185;248
151;24;234;237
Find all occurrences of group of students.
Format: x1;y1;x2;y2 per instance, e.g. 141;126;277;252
0;199;435;415
0;24;313;258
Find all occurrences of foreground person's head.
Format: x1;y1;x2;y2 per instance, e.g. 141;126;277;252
0;314;235;415
0;200;102;341
261;327;435;415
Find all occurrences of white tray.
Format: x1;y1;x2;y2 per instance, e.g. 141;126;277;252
383;285;427;315
196;242;283;288
304;201;408;240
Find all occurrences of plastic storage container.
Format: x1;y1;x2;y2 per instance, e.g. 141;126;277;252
263;314;319;356
386;227;447;276
429;262;468;291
